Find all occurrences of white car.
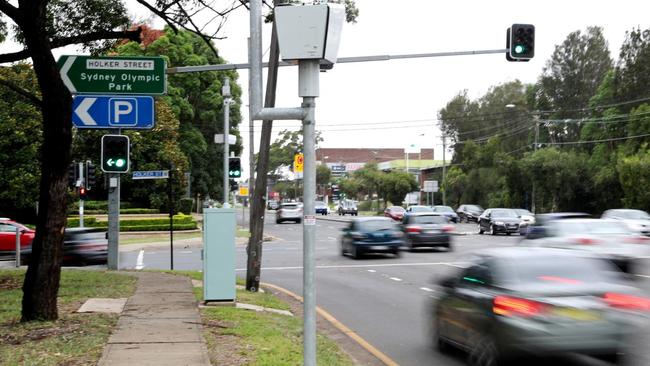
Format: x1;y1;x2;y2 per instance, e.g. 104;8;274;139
276;203;303;224
602;209;650;236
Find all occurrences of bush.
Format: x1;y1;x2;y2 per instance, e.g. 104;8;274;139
83;208;160;215
66;214;196;231
179;198;194;214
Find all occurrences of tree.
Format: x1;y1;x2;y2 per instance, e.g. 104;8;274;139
617;148;650;210
380;171;418;207
266;128;323;175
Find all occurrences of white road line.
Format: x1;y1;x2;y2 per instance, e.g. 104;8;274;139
135;249;145;270
179;250;192;254
389;277;403;282
235;261;458;271
328;237;337;241
367;270;376;273
420;287;435;292
636;274;650;278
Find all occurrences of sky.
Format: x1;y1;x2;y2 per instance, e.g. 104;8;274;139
4;0;650;180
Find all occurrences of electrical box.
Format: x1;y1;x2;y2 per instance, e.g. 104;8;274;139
274;3;345;64
203;208;236;302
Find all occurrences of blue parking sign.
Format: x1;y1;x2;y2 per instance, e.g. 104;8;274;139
72;95;155;129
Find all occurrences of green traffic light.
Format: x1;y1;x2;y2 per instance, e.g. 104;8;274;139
514;44;525;54
115;159;126;168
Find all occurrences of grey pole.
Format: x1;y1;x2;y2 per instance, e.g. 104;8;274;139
532;118;540;213
299;59;319;366
223;77;231;208
107;174;120;270
442;135;446;206
79;162;84;228
248;37;255;226
15;226;21;267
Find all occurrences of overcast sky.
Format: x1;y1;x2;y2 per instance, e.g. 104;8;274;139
5;0;650;180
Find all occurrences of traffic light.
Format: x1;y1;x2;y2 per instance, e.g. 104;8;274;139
228;157;242;178
507;24;535;61
68;162;78;187
79;186;88;200
85;161;96;189
230;179;239;191
101;135;130;173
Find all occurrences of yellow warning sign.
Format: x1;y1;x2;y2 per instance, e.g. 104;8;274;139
239;186;249;196
294;153;304;173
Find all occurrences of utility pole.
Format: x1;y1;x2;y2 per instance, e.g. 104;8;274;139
222;77;231;208
442;135;446;206
248;37;255;220
532;117;540;213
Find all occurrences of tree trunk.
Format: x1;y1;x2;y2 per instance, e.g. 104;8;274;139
246;23;280;292
20;2;72;321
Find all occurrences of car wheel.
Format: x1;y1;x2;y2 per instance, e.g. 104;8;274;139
446;243;454;252
341;244;347;256
296;219;302;224
351;246;359;260
393;249;401;258
478;224;484;234
276;219;281;224
490;225;496;236
435;318;450;353
407;238;415;252
468;336;500;366
506;232;511;236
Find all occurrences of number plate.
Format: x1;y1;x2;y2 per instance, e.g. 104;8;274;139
551;307;601;321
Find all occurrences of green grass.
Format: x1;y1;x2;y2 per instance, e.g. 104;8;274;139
120;231;202;245
0;269;136;365
165;271;353;365
236;228;251;238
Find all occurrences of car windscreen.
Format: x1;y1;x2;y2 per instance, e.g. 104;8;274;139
491;209;517;218
358;220;399;231
410;206;433;212
434;206;454;212
315;202;326;208
390;206;405;213
467;205;482;211
552;220;632;236
500;256;618;286
619;210;650;220
409;215;447;224
514;209;532;216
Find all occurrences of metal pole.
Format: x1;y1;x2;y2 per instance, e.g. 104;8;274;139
79;162;84;228
532;119;540;213
169;166;174;270
248;37;255;227
300;59;319;366
15;226;20;267
223;77;231;208
107;173;120;270
442;135;446;206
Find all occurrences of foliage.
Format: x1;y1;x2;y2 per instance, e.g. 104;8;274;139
316;164;331;186
266;128;323;175
617;148;650;210
380;171;419;207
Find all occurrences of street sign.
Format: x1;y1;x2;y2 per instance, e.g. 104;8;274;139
58;55;166;95
238;185;249;196
214;134;237;144
423;180;439;193
294;153;304;173
72;95;155;129
132;170;169;180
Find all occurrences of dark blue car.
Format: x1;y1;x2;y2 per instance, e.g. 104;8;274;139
341;217;404;259
315;201;328;215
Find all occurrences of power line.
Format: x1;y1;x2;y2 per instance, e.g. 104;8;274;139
543;132;650;145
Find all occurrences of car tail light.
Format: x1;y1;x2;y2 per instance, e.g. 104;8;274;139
574;237;599;245
406;226;421;233
493;296;546;317
603;293;650;311
441;225;454;233
624;236;650;244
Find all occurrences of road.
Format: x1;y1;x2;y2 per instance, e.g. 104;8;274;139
119;211;650;366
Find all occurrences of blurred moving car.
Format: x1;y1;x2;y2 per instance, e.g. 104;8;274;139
406;205;434;214
0;218;34;258
456;204;484;223
402;213;453;251
602;209;650;236
521;218;649;273
340;217;403;259
267;200;279;210
276;202;303;224
315;201;329;215
524;212;591;238
432;205;459;223
478;208;520;235
434;247;648;365
384;206;406;221
62;228;108;266
338;199;358;216
514;208;535;235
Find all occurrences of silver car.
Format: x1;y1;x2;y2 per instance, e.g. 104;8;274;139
276;203;303;224
521;218;650;273
602;209;650;236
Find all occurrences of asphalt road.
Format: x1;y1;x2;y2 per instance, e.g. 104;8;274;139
118;211;650;366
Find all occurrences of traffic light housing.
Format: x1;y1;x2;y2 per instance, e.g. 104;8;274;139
507;24;535;61
228;157;242;178
68;162;78;187
79;186;88;200
101;135;130;173
85;161;96;189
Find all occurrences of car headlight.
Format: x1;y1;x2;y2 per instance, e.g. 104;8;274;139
495;221;505;225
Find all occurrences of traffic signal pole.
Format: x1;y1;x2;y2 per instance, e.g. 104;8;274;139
107;172;120;270
78;162;84;228
222;77;231;208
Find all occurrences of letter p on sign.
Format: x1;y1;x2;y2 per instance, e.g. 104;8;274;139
109;98;137;126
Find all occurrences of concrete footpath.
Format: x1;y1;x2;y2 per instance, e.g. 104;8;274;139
98;272;211;366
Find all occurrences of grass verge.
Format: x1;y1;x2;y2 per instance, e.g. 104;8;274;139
167;271;353;366
120;231;202;245
0;269;136;366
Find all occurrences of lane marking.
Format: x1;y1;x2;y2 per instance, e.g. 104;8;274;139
328;237;337;241
236;261;461;271
262;282;399;366
367;270;376;273
179;250;192;254
420;287;435;292
389;277;402;282
135;249;145;270
635;274;650;278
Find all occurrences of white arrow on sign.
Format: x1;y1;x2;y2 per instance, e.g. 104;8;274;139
75;97;97;126
60;56;77;93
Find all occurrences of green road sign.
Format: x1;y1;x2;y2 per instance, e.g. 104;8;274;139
58;55;167;95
